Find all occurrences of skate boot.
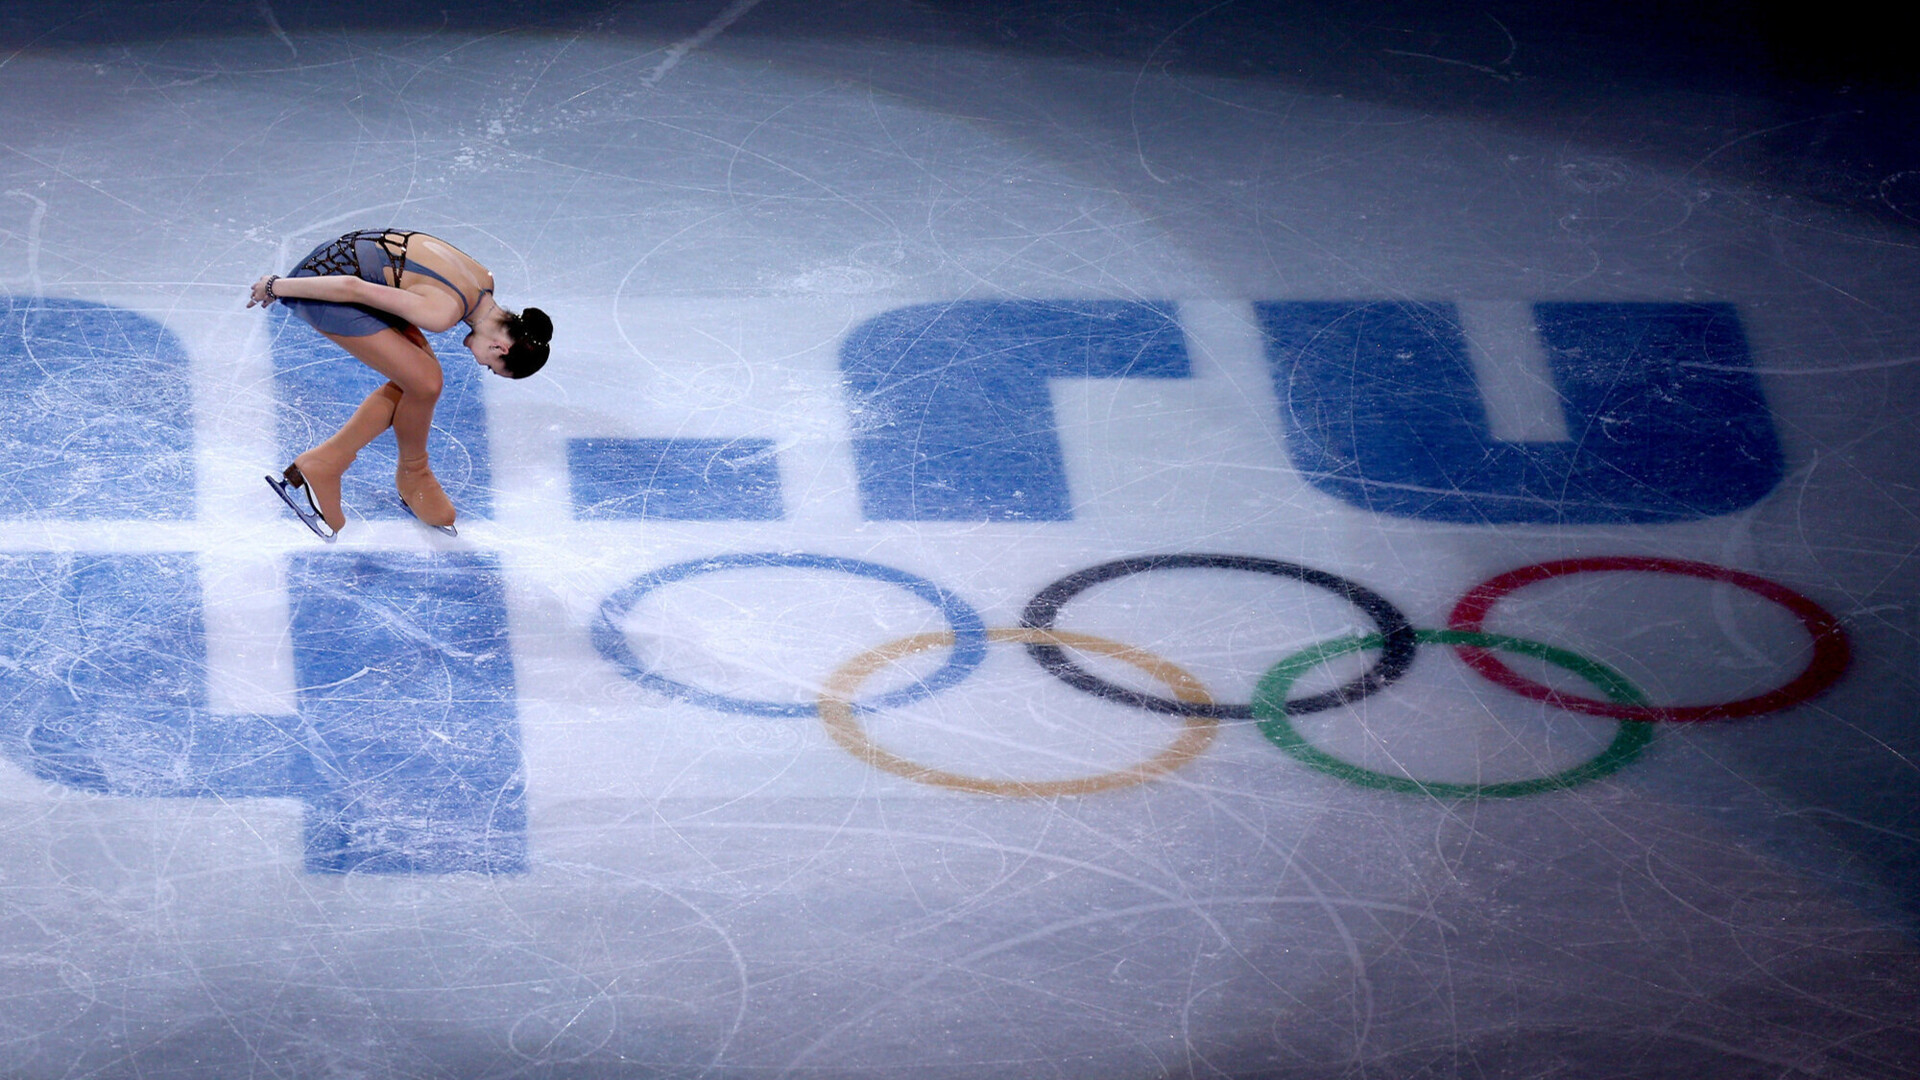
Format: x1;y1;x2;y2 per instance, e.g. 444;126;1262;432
266;447;352;540
396;456;458;533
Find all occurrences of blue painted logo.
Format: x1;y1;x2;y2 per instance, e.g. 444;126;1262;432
0;293;1788;872
840;300;1192;520
0;552;524;873
1259;301;1782;523
0;297;194;517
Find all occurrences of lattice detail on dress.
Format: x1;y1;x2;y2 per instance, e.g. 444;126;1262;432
294;230;415;284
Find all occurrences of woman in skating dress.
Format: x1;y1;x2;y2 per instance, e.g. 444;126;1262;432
249;229;550;538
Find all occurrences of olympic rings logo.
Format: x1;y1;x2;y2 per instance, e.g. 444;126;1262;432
592;553;1851;800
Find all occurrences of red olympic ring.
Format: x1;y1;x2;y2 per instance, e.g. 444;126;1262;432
1447;556;1850;723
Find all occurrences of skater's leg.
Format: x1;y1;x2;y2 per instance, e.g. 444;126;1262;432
288;382;402;532
336;382;403;450
320;327;455;526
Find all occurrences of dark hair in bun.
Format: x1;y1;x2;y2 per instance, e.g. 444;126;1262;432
501;306;552;379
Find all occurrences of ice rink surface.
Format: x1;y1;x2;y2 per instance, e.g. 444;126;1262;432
2;1;1919;1076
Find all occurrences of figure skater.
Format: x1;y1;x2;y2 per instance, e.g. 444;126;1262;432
248;229;550;538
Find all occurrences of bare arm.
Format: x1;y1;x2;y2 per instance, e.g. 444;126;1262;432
248;273;465;333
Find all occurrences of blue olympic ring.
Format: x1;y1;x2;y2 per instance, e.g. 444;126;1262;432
591;552;989;717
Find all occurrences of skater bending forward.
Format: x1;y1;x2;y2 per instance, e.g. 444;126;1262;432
248;229;551;538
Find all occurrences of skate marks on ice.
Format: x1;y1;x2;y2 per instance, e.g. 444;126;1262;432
1;21;1918;1078
0;283;1898;1080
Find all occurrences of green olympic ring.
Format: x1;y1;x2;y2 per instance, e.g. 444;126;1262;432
1253;629;1655;799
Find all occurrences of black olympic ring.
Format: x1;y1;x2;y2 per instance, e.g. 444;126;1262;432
1019;554;1419;719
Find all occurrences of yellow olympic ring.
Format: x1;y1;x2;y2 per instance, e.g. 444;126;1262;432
817;627;1218;797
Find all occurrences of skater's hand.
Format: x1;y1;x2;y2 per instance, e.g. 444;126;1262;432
247;274;280;308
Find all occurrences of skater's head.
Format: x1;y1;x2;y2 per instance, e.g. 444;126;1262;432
501;307;551;378
467;305;551;379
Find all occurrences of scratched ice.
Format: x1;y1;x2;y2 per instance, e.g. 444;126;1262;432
2;3;1918;1077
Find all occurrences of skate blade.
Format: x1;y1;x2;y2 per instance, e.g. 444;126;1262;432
266;473;338;541
398;497;458;537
